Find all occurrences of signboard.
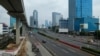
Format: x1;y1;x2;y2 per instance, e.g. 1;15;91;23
80;23;88;29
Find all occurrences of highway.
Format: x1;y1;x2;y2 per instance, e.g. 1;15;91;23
29;32;93;56
42;30;100;50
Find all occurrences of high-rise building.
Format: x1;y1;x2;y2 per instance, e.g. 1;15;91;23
52;12;62;26
30;10;38;28
45;20;49;28
49;21;52;27
30;16;34;27
68;0;98;32
59;19;68;33
33;10;38;28
69;0;92;18
10;16;16;28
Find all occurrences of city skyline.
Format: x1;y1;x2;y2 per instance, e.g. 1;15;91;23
0;0;100;26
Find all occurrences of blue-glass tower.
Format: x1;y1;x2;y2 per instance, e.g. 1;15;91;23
76;0;92;18
68;0;98;32
10;16;16;28
69;0;92;18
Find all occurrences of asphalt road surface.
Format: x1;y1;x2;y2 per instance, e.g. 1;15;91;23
30;33;94;56
42;30;100;50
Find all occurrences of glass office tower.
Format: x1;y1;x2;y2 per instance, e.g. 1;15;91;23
10;16;16;28
76;0;92;18
68;0;92;31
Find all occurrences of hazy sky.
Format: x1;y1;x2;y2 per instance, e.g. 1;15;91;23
0;0;100;26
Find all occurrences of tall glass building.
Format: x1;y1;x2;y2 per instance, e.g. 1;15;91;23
68;0;93;32
10;16;16;28
52;12;62;26
33;10;38;28
30;16;34;27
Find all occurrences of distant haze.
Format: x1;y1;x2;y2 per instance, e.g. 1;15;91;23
0;0;100;26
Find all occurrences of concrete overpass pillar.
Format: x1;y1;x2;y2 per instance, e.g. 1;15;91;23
22;24;25;36
24;25;27;38
16;18;20;45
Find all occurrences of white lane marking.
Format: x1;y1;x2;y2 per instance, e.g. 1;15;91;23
68;48;76;53
52;44;57;47
62;49;69;53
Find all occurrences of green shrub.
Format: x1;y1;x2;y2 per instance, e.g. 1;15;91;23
55;38;59;40
80;31;89;36
82;47;100;55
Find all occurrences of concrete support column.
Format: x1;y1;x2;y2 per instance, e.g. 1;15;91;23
22;24;25;36
16;18;20;45
24;25;27;38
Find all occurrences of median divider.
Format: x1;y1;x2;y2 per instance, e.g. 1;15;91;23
38;32;56;40
58;40;80;49
81;46;100;56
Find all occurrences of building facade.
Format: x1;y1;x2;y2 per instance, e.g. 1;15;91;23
30;10;38;28
30;16;34;28
59;19;68;29
68;0;98;32
59;19;68;33
74;17;98;32
10;16;16;28
45;20;49;28
52;12;62;26
33;10;38;28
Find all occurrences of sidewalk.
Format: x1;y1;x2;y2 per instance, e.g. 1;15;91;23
26;40;36;56
26;40;52;56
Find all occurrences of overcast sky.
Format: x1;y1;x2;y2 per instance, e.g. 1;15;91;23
0;0;100;26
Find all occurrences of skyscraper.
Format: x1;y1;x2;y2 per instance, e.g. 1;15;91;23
68;0;95;32
45;20;49;28
30;10;38;28
69;0;92;18
52;12;62;26
33;10;38;28
30;16;34;27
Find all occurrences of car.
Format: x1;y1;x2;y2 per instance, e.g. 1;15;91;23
42;40;46;43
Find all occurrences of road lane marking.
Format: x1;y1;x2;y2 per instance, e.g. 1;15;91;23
67;48;76;53
62;49;69;53
52;44;57;47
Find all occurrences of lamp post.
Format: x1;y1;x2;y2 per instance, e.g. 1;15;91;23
95;23;100;49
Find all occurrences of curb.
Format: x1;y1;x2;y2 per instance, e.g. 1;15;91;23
58;40;80;49
81;47;100;56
